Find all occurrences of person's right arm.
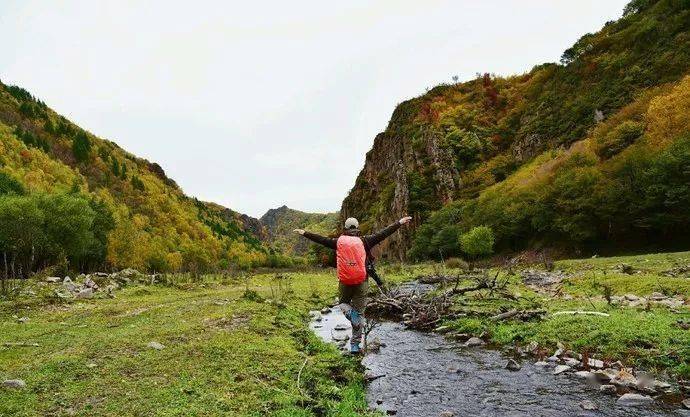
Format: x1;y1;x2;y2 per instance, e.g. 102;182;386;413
294;229;337;249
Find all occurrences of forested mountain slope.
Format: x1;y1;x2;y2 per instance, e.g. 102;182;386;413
341;0;690;260
260;205;339;256
0;81;275;276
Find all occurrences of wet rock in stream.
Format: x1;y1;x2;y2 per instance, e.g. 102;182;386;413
310;306;681;417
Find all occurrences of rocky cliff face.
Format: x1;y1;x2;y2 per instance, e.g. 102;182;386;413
340;117;460;260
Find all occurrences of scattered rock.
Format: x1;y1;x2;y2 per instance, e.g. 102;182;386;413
610;369;637;388
616;264;635;274
147;341;165;350
574;371;593;379
308;311;322;322
320;307;331;314
525;341;538;353
76;288;94;299
440;412;455;417
580;400;598;410
505;359;521;371
587;358;605;369
683;399;690;409
553;365;571;375
83;277;98;290
564;357;581;367
17;317;29;324
63;277;78;292
534;361;549;367
599;384;617;394
464;337;485;347
2;379;26;389
592;369;617;383
616;393;653;406
45;276;62;283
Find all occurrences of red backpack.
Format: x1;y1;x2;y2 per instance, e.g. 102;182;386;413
336;235;367;285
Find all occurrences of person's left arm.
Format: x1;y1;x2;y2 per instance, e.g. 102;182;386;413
364;216;412;247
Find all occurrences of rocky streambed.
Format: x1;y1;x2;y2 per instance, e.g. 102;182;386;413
310;307;686;417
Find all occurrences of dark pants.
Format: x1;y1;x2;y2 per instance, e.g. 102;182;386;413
339;280;368;344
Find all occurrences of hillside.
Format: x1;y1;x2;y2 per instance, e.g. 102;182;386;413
341;0;690;260
0;81;277;276
260;205;339;256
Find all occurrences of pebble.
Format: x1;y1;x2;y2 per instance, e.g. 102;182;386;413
534;361;549;367
17;317;29;324
616;393;653;406
2;379;26;389
580;400;598;410
440;412;455;417
599;384;617;394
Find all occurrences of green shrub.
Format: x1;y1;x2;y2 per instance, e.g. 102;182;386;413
445;257;469;270
460;226;495;260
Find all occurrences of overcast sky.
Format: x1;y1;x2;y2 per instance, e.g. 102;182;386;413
0;1;629;217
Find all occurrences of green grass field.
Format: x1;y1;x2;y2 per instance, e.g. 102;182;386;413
1;252;689;416
0;272;377;417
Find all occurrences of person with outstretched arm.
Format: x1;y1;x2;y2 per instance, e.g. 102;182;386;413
294;215;412;353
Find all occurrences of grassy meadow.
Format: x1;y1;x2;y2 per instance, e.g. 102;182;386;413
1;251;690;416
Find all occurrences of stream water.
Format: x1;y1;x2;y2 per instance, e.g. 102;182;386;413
310;300;685;416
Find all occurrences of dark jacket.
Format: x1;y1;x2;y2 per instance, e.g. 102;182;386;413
302;221;401;286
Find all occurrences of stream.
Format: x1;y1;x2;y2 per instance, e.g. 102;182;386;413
309;288;686;417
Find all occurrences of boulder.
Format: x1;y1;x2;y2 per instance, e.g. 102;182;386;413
616;393;653;406
505;359;521;371
574;371;593;379
2;379;26;389
464;337;485;347
76;288;95;299
83;277;98;290
587;358;605;369
610;369;637;388
563;357;581;367
63;277;78;292
553;365;571;375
